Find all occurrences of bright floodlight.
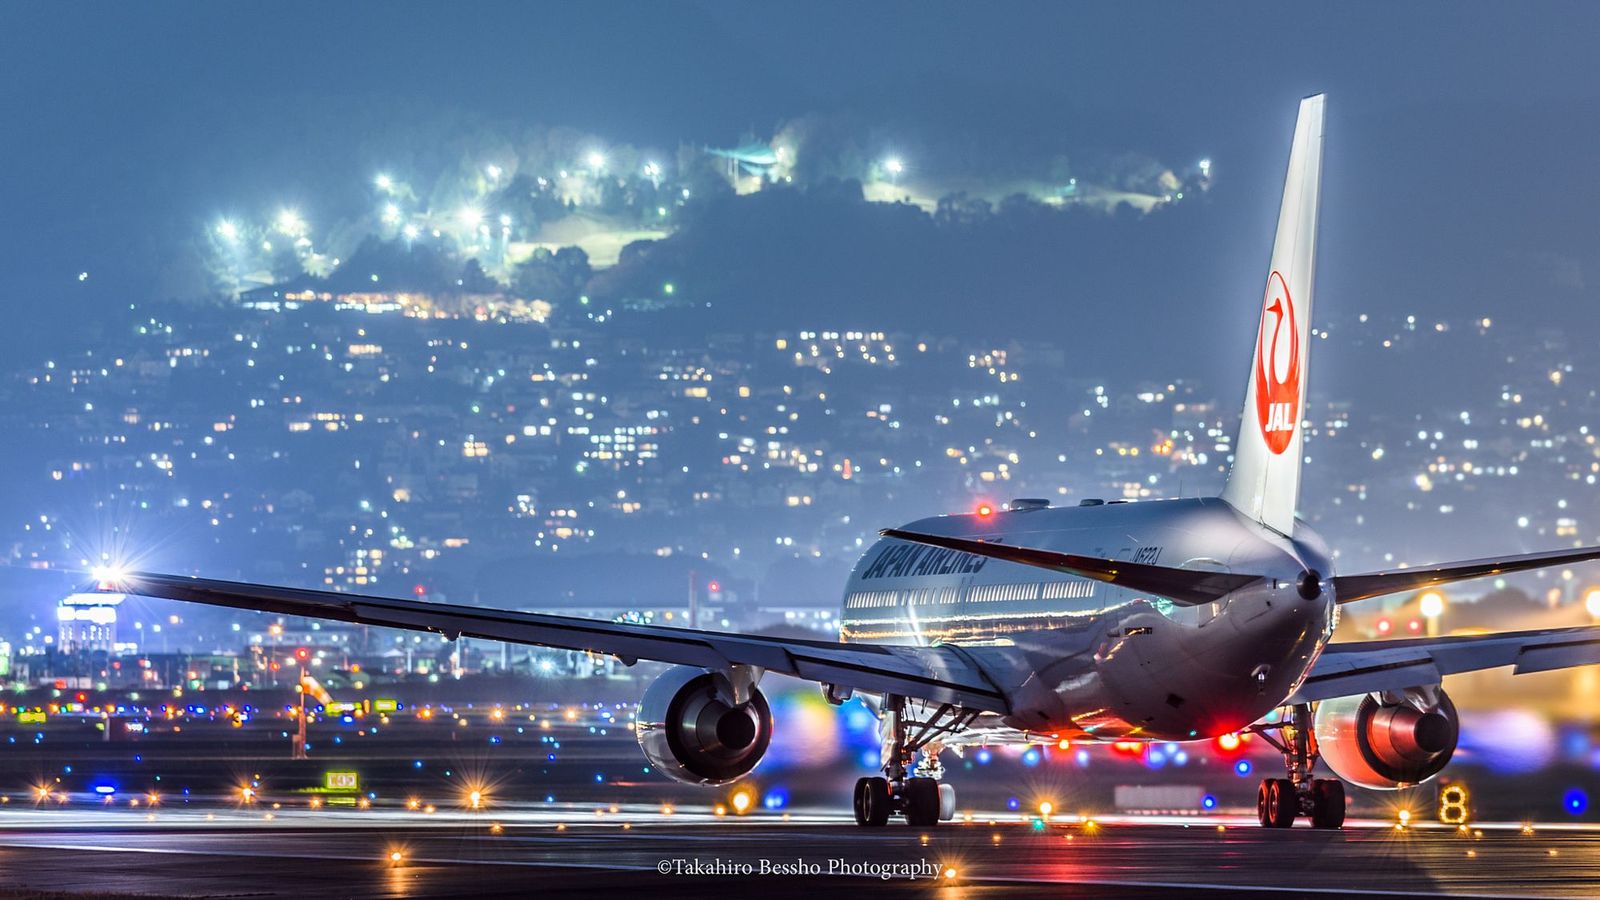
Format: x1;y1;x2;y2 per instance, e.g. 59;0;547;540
402;223;420;240
884;157;904;175
275;209;305;236
457;206;483;229
643;161;661;177
382;203;401;224
90;564;127;585
1419;591;1445;619
216;220;239;241
485;164;502;181
587;151;606;170
498;213;512;227
375;173;394;191
1199;158;1212;175
1585;588;1600;618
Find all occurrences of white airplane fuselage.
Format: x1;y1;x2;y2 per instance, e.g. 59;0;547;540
841;497;1336;741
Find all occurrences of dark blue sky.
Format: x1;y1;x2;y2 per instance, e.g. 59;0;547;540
3;1;1598;355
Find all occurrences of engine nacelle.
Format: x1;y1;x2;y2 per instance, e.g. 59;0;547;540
636;666;773;785
1313;689;1458;790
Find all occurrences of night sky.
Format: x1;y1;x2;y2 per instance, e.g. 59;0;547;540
3;1;1598;367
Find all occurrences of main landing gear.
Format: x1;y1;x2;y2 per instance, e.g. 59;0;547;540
852;695;974;827
1249;702;1345;829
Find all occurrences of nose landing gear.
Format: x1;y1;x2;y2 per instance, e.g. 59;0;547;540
850;695;976;827
1249;702;1346;829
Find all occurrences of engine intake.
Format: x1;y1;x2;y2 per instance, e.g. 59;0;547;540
636;666;772;785
1313;689;1458;790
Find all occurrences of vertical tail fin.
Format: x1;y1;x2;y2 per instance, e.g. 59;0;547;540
1221;94;1325;535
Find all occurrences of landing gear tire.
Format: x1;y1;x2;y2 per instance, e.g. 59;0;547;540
1309;778;1346;829
903;777;941;827
854;776;890;827
1258;778;1297;828
1252;702;1336;830
860;694;975;828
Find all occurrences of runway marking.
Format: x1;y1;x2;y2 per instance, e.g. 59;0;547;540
0;836;664;874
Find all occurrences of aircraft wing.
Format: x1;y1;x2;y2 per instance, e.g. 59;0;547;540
1286;625;1600;703
107;571;1013;713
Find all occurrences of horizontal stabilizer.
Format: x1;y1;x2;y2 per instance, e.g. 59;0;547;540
1289;625;1600;703
878;529;1261;606
1332;544;1600;604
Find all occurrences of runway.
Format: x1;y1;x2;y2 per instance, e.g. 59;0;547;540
0;805;1596;897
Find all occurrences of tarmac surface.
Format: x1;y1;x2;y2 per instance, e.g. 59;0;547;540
2;699;1598;897
0;805;1596;898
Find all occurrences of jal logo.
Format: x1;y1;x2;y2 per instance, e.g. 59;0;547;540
1253;270;1301;455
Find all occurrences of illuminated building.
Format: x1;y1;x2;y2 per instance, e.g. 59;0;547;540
57;593;125;654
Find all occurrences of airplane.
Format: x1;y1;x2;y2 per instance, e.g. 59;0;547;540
99;94;1600;830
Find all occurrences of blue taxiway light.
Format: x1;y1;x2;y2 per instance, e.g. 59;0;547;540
1564;788;1588;814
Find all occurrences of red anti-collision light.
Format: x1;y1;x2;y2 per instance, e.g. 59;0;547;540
976;503;994;517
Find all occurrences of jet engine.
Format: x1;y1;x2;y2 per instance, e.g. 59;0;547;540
636;666;773;785
1313;689;1458;790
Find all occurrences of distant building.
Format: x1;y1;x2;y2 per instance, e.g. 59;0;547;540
704;142;780;177
57;593;124;654
239;284;551;323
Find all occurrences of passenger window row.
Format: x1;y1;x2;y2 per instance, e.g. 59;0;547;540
844;580;1096;609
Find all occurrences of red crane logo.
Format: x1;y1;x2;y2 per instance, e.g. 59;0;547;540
1254;270;1301;455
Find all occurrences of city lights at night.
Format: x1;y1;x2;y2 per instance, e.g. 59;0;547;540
2;2;1600;897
